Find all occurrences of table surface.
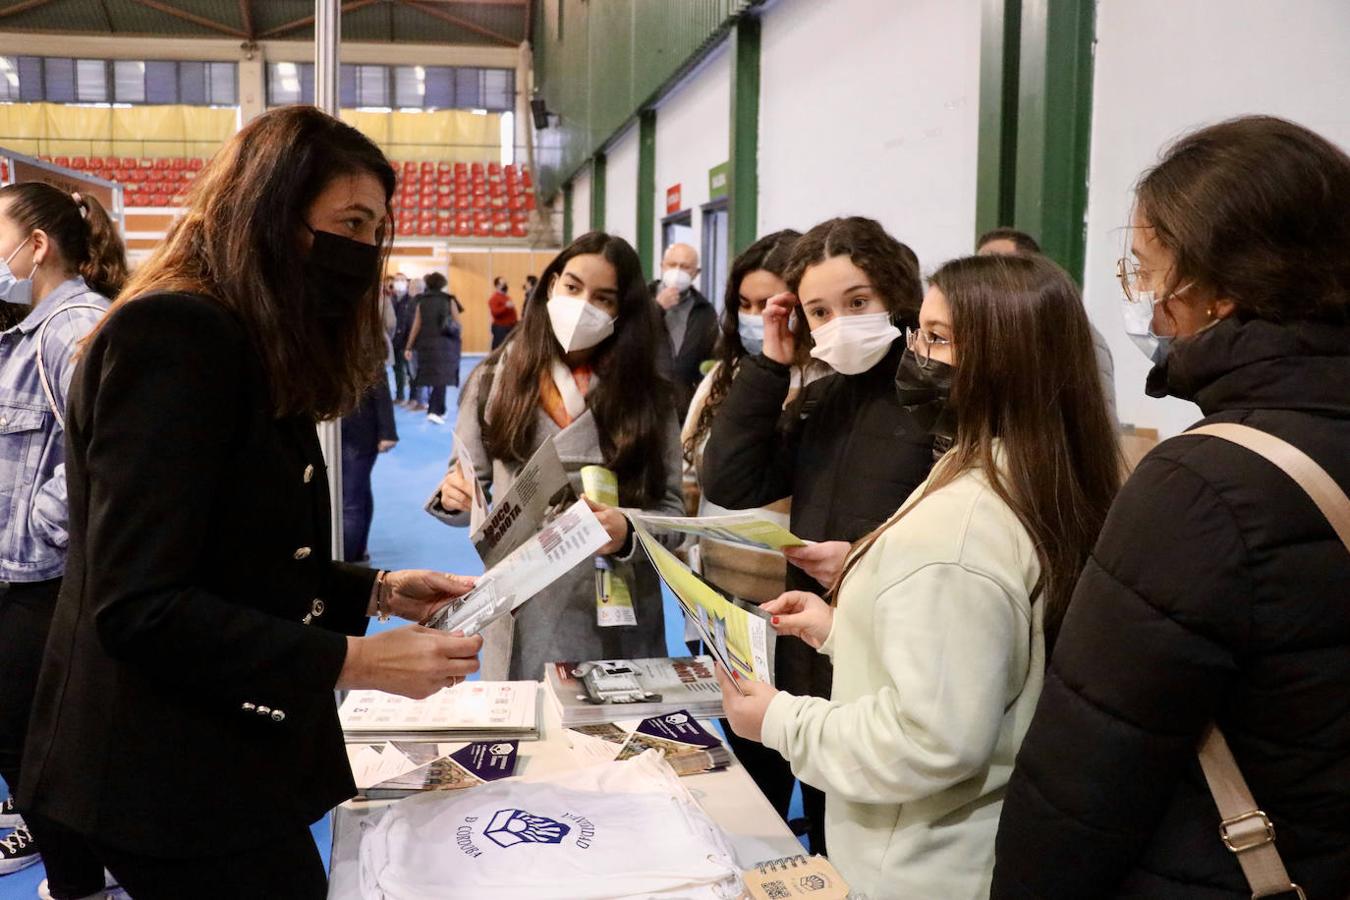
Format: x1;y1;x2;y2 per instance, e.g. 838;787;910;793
327;683;803;898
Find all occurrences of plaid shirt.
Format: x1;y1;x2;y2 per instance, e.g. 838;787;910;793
0;277;109;583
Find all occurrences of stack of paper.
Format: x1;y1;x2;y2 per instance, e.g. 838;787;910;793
339;681;540;742
346;740;520;800
545;656;725;726
568;710;731;777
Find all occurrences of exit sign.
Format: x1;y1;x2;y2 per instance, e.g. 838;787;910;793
666;183;682;214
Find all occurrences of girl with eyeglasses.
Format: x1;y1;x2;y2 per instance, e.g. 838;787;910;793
718;253;1121;898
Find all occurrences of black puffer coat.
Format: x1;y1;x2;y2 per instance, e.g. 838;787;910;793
993;318;1350;898
700;339;934;694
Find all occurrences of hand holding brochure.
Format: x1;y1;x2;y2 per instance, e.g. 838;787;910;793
426;497;610;636
631;522;776;692
629;512;807;552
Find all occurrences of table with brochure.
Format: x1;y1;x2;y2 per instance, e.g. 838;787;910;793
326;681;803;899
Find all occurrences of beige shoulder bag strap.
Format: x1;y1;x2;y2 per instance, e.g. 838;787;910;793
1184;422;1350;900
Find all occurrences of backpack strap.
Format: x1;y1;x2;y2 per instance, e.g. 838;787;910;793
1178;421;1349;900
34;302;106;430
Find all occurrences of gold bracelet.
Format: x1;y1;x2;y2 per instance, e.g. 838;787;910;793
375;570;392;622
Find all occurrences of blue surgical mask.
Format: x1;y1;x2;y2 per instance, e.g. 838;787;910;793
1121;289;1170;364
738;313;765;355
0;235;35;307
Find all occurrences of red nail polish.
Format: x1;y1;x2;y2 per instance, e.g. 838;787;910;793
771;616;779;625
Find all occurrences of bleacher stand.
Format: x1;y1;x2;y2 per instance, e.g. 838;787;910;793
36;155;534;237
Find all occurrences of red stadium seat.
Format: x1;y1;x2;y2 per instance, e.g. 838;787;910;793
525;194;537;211
511;222;528;238
417;222;433;236
436;194;453;210
188;158;203;171
171;157;185;170
54;156;70;168
454;221;472;238
436;221;452;237
397;221;415;237
154;158;169;170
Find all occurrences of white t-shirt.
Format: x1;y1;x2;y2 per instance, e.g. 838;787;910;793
360;751;743;899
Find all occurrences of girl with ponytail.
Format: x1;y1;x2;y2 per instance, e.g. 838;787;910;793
0;181;126;894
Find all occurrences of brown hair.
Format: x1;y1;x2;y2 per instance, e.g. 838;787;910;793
479;232;673;507
976;227;1041;255
0;182;127;299
683;229;801;464
783;216;922;350
104;106;395;420
1136;115;1350;324
836;254;1121;648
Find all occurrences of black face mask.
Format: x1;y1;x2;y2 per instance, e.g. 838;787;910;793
303;225;380;321
895;348;957;441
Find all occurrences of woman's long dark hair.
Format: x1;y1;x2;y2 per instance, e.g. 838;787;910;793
480;231;673;506
683;229;800;463
836;254;1121;648
95;106;395;420
0;182;127;299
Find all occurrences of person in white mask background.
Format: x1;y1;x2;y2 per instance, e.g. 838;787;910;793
435;232;684;682
0;182;127;895
700;216;936;853
651;242;718;419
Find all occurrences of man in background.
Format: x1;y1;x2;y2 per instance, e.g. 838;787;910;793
976;227;1117;426
488;276;518;348
390;272;416;406
650;242;717;417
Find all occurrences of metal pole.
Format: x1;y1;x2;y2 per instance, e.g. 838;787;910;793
314;0;344;561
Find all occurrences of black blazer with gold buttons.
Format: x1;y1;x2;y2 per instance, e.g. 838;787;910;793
20;292;375;858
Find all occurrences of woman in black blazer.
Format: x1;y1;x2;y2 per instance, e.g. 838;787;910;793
19;107;482;899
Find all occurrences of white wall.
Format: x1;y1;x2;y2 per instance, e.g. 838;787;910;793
653;43;732;281
604;122;640;248
1084;0;1350;437
757;0;983;274
570;164;592;237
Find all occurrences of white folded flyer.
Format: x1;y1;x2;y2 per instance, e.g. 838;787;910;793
629;512;807;552
426;497;610;636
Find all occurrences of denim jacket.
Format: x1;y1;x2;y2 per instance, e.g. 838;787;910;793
0;277;109;582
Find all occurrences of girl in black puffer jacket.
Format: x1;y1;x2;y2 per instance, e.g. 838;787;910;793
993;116;1350;898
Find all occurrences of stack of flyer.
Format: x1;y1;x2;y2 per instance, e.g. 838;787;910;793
567;709;732;777
544;656;725;726
345;739;521;800
338;681;540;742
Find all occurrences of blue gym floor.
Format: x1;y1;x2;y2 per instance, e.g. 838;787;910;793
0;354;802;897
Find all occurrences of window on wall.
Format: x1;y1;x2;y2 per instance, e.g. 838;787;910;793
4;56;237;106
113;60;146;103
266;62;514;112
0;57;20;102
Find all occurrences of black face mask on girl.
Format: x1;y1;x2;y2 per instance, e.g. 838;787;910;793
303;224;380;321
894;348;957;443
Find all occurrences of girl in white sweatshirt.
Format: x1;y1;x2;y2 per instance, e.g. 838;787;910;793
718;253;1122;899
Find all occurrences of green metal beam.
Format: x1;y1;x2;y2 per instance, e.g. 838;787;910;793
975;0;1022;240
590;152;606;233
728;13;760;256
637;108;657;275
562;181;574;245
1014;0;1096;281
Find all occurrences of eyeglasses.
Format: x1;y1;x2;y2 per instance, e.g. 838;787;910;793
1116;257;1148;304
906;327;952;368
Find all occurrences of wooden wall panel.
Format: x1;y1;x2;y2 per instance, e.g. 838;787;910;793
448;252;493;354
